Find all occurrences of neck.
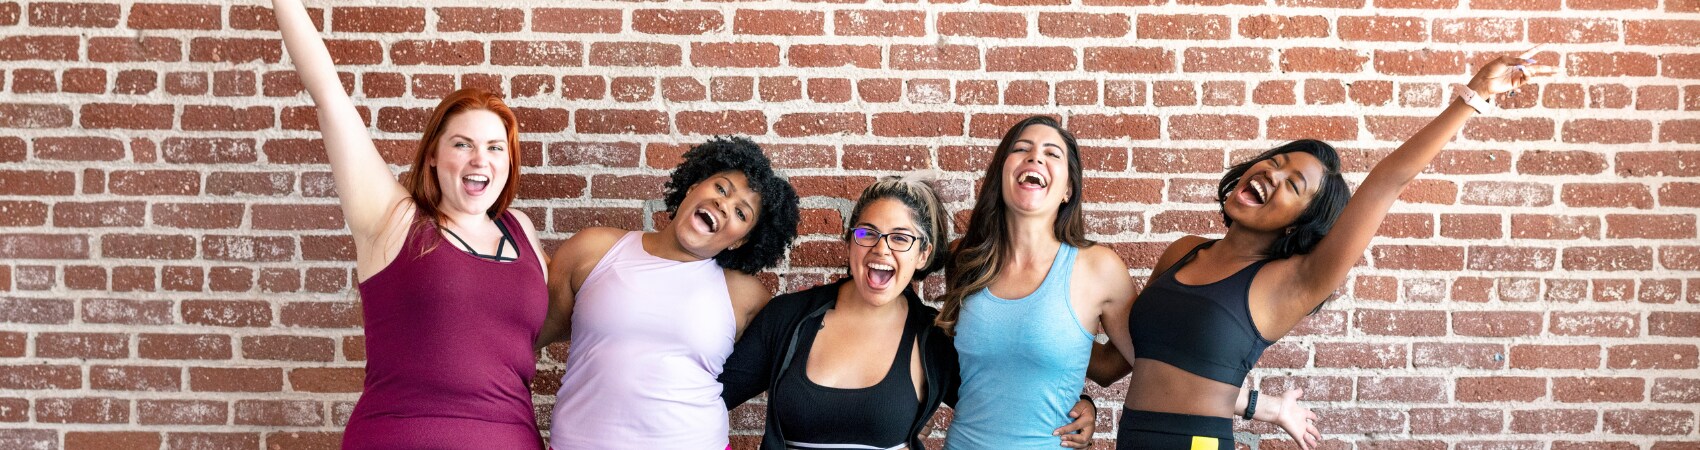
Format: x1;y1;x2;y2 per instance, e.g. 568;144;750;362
643;223;713;263
1215;226;1279;262
1003;210;1061;265
834;281;908;321
439;209;491;230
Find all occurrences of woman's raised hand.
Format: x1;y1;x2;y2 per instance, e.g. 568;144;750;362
1465;46;1560;97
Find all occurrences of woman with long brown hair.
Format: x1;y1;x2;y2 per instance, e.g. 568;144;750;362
273;1;549;448
933;116;1135;449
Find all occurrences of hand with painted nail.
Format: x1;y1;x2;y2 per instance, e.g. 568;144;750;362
1465;46;1560;99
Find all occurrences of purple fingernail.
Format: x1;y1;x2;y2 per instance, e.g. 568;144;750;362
1524;58;1537;64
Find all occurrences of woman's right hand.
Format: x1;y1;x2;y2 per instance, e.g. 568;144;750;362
1464;46;1558;98
1268;388;1321;450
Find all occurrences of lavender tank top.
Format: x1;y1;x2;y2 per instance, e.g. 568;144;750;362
345;211;548;450
550;231;736;449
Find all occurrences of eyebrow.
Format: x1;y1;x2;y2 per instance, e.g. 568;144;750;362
1281;154;1311;193
856;223;917;233
450;134;507;144
1014;139;1064;151
719;176;756;213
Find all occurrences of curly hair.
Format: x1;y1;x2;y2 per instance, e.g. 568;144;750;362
662;136;800;275
1216;139;1351;260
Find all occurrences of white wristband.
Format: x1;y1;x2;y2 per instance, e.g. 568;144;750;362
1457;87;1495;114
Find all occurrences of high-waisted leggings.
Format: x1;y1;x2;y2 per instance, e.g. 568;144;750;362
1116;408;1234;450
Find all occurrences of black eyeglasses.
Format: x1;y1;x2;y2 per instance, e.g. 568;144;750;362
848;227;922;252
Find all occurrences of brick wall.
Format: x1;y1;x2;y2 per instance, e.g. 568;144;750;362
1;0;1697;448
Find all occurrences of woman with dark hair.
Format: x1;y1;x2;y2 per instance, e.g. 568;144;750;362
932;116;1138;449
719;175;1098;450
539;136;800;449
1092;50;1556;450
272;1;548;448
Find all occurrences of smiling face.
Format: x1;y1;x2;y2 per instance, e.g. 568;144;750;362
427;109;511;218
674;170;763;259
999;124;1073;217
1223;151;1328;232
846;198;931;307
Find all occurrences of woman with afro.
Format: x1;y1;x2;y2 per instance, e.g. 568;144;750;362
538;136;800;450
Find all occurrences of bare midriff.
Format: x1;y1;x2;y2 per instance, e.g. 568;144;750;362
1123;358;1242;418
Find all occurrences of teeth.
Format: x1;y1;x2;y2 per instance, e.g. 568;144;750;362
868;263;894;271
465;175;489;182
1019;171;1047;187
698;208;718;231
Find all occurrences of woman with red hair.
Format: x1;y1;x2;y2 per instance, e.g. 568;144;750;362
272;1;548;448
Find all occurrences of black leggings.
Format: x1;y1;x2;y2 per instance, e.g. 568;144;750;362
1115;409;1234;450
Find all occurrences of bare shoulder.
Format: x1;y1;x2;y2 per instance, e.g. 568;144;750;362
722;269;771;303
554;227;626;257
1078;244;1129;276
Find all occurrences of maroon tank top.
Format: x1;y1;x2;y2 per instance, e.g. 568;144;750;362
343;210;548;449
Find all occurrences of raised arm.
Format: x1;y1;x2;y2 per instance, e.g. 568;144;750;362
271;0;408;241
1291;49;1556;304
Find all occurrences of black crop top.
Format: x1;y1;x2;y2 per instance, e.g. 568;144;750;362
1127;240;1276;386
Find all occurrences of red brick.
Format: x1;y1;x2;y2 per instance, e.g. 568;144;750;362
891;45;980;71
139;334;231;360
633;9;721;35
989;46;1077;72
1355;310;1445;337
589;175;665;200
1568;52;1658;77
189;37;282;64
1571;0;1655;9
80;103;173;130
1529;18;1620;43
1458;376;1545;402
139;399;227;425
788;44;881;69
533;8;621;33
166;433;259;449
390;40;483;66
843;145;930;171
235;400;323;426
1605;409;1695;436
36;397;129;423
1410;408;1502;435
332;7;423;32
1461;181;1551;207
1375;49;1466;75
1562;246;1654;271
938;12;1025;38
1607;214;1695;239
0;234;90;260
1511;345;1600;370
1373;245;1464;270
1608;344;1699;370
1562;183;1652;209
775;113;866;137
190;367;282;393
1267;116;1356;140
1068;114;1159;139
242;336;335;362
434;7;522;33
1040;12;1132;38
65;431;162;450
574;109;668;135
691;43;779;68
1169;114;1258;140
1620;151;1700;177
0;35;79;61
1510;409;1597;434
128;3;220;30
1281;47;1368;73
1433;18;1523;43
1340;16;1428;41
677;110;767;136
1563;119;1653;144
871;112;963;138
29;2;118;28
1316;343;1407;368
201;235;294;262
1184;47;1270;72
491;41;581;67
1554;377;1644;403
289;367;364;392
734;10;823;36
834;10;924;36
182;106;273;132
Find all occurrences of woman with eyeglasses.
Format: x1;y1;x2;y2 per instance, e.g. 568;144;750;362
719;175;1097;450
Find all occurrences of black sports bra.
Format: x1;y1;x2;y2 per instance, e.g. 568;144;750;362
1127;240;1276;386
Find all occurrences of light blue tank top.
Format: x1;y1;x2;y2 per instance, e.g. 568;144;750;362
945;243;1095;450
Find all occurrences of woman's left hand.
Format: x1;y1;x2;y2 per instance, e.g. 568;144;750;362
1052;397;1097;448
1270;388;1322;450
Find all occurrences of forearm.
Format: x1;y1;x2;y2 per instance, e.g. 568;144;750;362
1234;386;1283;423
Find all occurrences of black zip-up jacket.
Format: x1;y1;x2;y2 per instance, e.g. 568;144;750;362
719;279;960;450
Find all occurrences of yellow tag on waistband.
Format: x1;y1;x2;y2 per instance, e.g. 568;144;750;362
1190;436;1219;450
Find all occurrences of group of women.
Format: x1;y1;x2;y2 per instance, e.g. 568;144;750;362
269;0;1556;448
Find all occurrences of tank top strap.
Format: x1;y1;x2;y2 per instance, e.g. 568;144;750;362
1036;243;1078;297
1157;239;1216;281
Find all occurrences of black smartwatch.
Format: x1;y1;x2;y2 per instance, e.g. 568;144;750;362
1243;390;1258;420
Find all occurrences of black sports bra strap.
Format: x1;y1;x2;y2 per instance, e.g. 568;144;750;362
440;218;519;262
1158;239;1218;280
